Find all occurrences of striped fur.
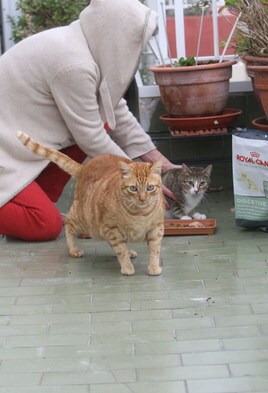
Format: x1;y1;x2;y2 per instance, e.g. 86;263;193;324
162;163;212;220
17;131;81;177
17;131;165;275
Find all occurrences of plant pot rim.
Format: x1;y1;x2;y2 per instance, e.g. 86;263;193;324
242;54;268;62
247;65;268;71
149;59;236;73
252;116;268;131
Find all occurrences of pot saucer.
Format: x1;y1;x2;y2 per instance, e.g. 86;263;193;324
252;116;268;131
160;108;242;132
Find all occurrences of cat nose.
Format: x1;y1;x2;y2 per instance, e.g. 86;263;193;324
139;193;146;202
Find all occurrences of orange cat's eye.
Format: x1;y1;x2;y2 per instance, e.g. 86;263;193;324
147;185;155;191
129;186;137;192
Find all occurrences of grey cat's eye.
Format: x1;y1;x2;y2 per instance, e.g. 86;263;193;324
129;186;137;192
147;185;155;191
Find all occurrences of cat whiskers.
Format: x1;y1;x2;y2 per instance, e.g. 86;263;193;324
124;199;146;209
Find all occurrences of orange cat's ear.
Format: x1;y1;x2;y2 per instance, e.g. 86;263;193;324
150;160;162;175
118;161;132;178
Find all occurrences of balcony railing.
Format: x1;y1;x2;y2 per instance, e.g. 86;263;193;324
137;0;251;93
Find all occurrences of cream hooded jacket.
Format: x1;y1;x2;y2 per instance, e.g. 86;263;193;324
0;0;158;207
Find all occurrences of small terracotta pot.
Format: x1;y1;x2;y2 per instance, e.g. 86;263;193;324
242;55;268;110
247;65;268;122
149;60;236;117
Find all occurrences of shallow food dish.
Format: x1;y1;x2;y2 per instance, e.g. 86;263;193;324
164;219;217;235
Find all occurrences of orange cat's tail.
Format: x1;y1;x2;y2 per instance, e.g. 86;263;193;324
17;131;82;178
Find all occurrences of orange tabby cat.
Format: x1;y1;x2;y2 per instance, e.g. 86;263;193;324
17;131;165;275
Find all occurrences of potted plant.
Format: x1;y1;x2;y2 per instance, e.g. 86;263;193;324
149;57;236;118
148;0;237;124
222;0;268;59
221;0;268;124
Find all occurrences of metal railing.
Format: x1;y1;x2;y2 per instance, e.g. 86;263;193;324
147;0;226;61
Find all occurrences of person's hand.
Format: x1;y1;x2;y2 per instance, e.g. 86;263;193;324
139;149;182;172
162;184;177;208
161;164;181;208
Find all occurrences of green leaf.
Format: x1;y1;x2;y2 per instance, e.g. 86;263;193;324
172;56;196;67
9;0;89;42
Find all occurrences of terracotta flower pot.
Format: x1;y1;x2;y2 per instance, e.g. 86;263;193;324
242;55;268;68
149;60;236;117
243;55;268;117
247;65;268;122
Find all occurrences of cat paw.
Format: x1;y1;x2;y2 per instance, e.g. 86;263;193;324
180;215;192;220
129;250;137;258
148;265;162;276
69;248;84;258
192;212;207;219
121;264;135;275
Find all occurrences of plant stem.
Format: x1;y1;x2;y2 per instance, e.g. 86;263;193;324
219;11;241;63
196;6;205;65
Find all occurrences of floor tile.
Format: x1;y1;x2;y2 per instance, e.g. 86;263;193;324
1;190;268;393
0;388;89;393
137;364;229;381
90;381;186;393
187;376;268;393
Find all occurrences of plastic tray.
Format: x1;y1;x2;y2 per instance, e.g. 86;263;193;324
164;219;217;235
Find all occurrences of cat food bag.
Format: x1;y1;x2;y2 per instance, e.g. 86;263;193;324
232;129;268;230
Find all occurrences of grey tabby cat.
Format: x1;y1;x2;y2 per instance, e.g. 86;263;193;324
162;163;212;219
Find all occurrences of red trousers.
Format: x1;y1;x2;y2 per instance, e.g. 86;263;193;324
0;146;86;241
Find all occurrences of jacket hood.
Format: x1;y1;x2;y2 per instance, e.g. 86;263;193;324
80;0;158;117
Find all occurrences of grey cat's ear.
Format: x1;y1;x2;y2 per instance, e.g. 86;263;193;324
118;161;132;178
181;163;191;172
203;164;213;176
151;160;162;175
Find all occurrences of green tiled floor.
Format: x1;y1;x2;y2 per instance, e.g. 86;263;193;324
1;187;268;393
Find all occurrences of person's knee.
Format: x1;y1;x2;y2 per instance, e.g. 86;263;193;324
0;182;64;242
20;208;63;242
36;210;63;241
